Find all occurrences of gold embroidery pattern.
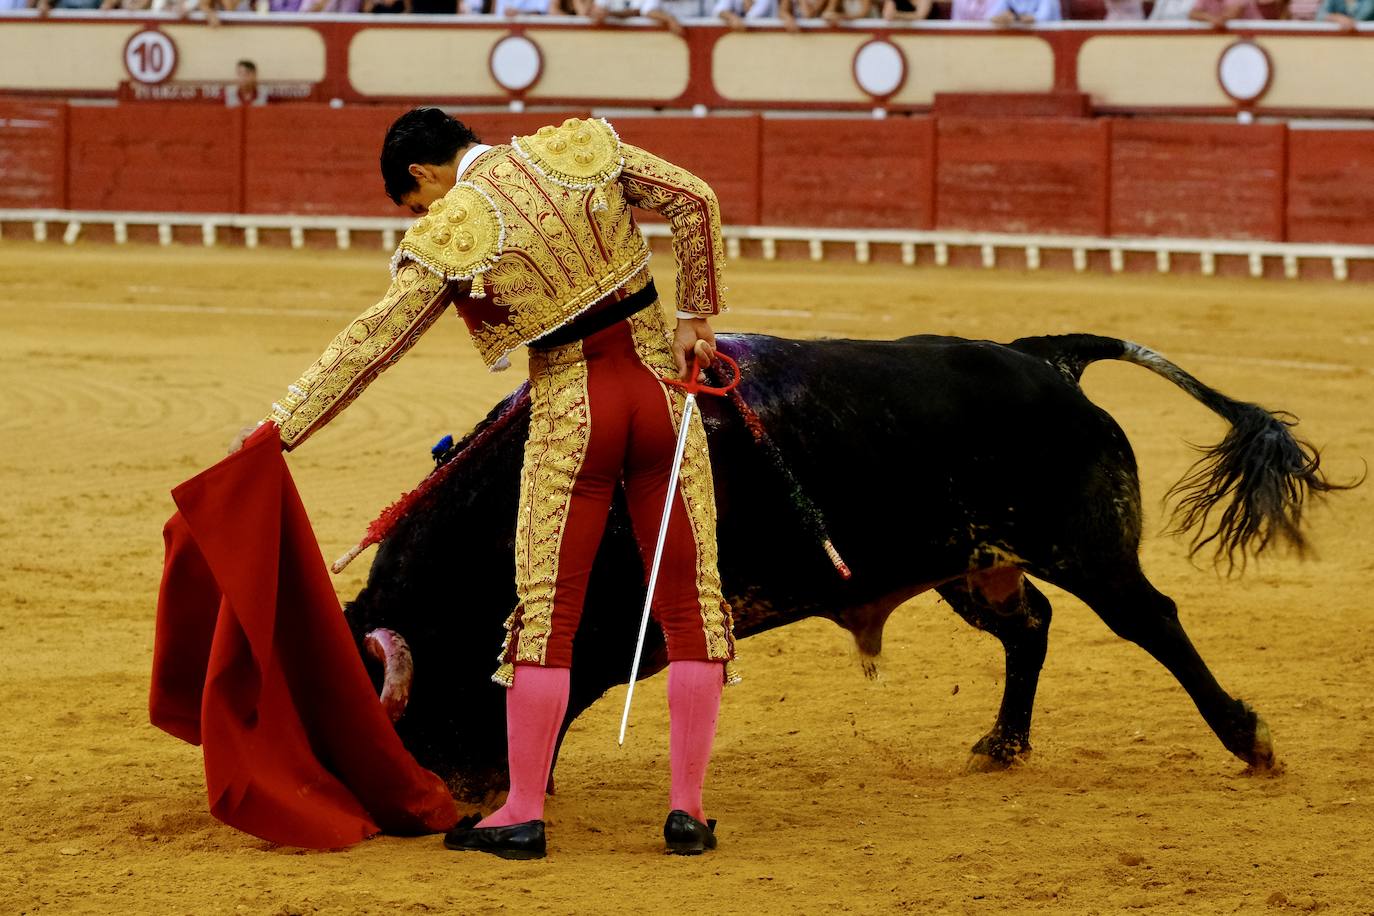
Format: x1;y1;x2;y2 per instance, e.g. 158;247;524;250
491;608;520;687
269;263;450;450
628;308;736;666
619;143;726;318
511;117;623;192
392;182;504;286
506;342;593;667
460;148;650;370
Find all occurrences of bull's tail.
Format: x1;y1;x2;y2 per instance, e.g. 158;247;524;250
1009;334;1359;571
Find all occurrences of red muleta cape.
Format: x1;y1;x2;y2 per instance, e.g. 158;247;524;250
149;423;457;848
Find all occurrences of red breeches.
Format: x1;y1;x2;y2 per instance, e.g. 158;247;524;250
495;303;734;680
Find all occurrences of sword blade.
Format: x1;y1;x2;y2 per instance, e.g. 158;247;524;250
618;393;698;745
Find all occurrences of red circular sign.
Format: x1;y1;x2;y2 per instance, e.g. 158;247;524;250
124;29;179;86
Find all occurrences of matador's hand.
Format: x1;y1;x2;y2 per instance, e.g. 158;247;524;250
227;423;259;455
673;317;716;381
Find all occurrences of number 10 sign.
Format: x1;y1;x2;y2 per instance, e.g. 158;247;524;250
124;29;179;86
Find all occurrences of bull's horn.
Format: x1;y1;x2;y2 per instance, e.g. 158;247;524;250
363;628;413;723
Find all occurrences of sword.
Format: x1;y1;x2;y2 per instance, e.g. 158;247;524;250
618;348;742;745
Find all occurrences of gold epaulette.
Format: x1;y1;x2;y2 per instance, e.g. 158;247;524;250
511;117;623;209
391;181;505;297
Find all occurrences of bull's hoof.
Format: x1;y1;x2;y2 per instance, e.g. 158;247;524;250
858;652;880;681
1242;715;1282;775
965;733;1030;773
1225;703;1281;774
965;752;1015;774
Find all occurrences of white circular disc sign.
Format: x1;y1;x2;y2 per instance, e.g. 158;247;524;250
853;40;906;100
489;35;542;93
1218;41;1271;103
124;29;178;86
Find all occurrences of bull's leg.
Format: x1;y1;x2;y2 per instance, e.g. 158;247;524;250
1055;565;1275;770
937;569;1052;769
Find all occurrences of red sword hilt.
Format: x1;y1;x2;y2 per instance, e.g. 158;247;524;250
662;351;742;397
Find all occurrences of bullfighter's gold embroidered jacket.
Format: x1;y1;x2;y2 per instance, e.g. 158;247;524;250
268;117;726;450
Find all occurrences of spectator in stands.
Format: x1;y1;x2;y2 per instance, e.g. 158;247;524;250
494;0;564;13
987;0;1060;23
1188;0;1261;24
767;0;821;28
883;0;932;18
1317;0;1374;27
1104;0;1144;17
587;0;684;36
364;0;411;12
950;0;994;17
819;0;878;19
162;0;229;20
714;0;776;29
1147;0;1192;16
89;0;224;18
226;60;268;107
821;0;930;18
783;0;825;16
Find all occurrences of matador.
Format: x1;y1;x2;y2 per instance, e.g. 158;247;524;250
230;108;737;859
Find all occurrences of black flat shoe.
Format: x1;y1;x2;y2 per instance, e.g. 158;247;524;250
443;816;546;860
663;810;717;855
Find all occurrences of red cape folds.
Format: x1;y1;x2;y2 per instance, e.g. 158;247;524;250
149;423;457;848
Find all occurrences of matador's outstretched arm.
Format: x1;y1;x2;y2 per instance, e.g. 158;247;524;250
618;143;726;319
267;263;462;450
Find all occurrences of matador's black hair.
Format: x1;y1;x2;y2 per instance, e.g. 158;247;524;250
380;107;480;206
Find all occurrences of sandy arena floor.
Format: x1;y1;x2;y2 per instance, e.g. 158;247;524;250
2;242;1372;914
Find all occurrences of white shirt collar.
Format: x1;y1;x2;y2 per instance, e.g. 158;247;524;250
457;144;493;178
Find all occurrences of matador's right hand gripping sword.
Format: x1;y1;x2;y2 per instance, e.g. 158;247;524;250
617;349;742;746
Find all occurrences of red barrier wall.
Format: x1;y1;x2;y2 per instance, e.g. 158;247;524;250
935;118;1109;236
7;102;1374;251
616;115;762;227
0;99;66;210
67;105;241;213
1110;122;1287;241
760;118;934;230
1286;130;1374;246
243;106;393;216
242;108;593;216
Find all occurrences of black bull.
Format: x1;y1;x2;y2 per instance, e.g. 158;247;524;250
342;333;1347;800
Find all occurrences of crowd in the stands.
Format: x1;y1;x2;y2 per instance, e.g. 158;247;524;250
5;0;1370;29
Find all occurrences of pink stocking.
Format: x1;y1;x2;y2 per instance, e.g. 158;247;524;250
668;660;724;823
478;665;570;828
